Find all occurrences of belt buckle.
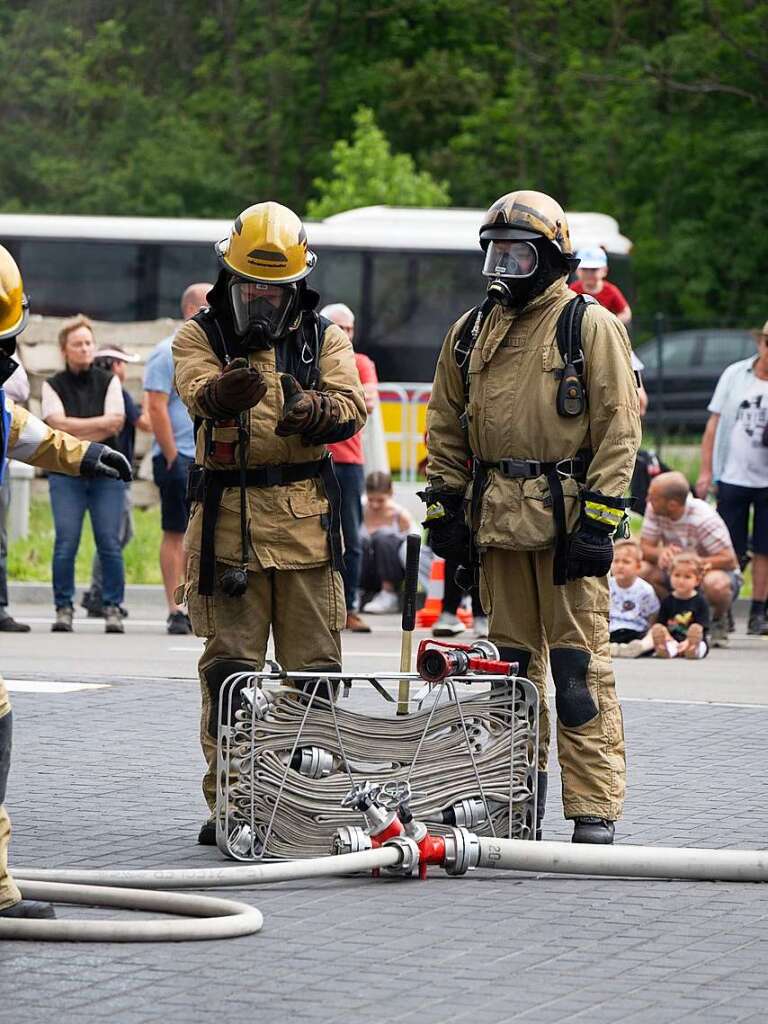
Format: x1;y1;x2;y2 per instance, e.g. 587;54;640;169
499;458;525;478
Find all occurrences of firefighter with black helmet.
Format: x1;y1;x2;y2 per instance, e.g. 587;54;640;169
172;203;366;844
0;246;131;919
423;190;641;845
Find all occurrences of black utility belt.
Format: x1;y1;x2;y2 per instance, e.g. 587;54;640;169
187;460;323;503
476;452;590;482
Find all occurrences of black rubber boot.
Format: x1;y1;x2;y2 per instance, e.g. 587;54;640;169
0;900;56;919
572;816;615;844
535;771;547;841
197;820;216;845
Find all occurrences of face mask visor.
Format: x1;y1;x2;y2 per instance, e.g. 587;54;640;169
482;239;539;280
229;279;296;341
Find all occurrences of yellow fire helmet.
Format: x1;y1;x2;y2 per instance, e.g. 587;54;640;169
0;244;29;350
480;190;575;258
216;202;316;284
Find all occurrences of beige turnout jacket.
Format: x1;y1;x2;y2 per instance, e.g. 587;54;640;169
173;319;366;571
426;279;641;550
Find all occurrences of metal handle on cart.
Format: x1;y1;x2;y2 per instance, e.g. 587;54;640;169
397;534;421;715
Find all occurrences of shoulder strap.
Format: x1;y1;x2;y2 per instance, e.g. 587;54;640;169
555;293;596;382
453;305;485;408
191;307;231;367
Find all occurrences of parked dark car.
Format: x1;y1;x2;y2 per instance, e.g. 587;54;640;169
634;329;755;433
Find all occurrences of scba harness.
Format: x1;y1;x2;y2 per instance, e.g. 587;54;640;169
453;294;629;585
188;310;343;596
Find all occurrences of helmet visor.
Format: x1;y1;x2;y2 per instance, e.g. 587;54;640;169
482;240;538;280
229;279;294;337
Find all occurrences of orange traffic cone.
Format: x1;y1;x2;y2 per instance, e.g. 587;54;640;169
415;557;473;629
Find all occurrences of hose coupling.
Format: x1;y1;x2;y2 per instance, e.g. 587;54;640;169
382;836;420;877
240;687;271;720
442;827;481;876
291;746;334;779
331;825;372;856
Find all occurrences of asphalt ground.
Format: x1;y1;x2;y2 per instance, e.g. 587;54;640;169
2;594;768;1023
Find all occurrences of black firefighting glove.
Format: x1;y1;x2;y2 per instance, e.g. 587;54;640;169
80;444;132;482
275;374;340;439
419;488;471;564
565;491;629;581
200;358;267;420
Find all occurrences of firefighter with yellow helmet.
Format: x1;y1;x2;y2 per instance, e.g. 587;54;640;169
424;191;641;844
0;245;131;919
172;202;366;843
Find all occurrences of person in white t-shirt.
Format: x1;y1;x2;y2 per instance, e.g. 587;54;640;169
696;319;768;636
609;539;659;658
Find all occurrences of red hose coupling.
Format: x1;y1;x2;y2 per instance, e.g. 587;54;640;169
416;833;447;880
370;815;405;845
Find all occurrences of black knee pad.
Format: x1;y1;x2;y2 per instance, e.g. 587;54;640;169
0;711;11;805
549;647;598;728
202;659;256;736
295;664;341;704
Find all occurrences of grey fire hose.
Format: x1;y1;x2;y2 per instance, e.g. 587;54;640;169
3;847;402;942
8;835;768;942
7;835;768;937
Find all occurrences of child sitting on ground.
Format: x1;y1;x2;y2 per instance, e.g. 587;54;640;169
359;472;416;614
609;539;660;658
651;551;710;660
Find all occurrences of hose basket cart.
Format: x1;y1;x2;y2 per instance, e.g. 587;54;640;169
215;641;540;862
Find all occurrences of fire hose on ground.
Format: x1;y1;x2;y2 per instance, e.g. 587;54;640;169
7;833;768;943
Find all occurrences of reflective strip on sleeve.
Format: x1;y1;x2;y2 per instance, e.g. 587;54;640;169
585;500;625;529
7;404;48;462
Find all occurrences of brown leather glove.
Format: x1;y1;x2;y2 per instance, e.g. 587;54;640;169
275;374;340;438
200;358;267;419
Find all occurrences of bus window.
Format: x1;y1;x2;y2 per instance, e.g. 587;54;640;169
156;243;219;317
18;240;142;321
366;251;483;381
310;249;363;319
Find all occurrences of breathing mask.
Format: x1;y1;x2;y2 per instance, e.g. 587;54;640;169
229;278;298;350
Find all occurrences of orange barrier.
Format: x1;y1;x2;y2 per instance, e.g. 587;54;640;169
415;556;473;629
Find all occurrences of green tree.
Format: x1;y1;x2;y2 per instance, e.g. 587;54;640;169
306;107;450;218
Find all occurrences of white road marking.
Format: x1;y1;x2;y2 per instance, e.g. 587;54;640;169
5;679;110;693
621;696;768;710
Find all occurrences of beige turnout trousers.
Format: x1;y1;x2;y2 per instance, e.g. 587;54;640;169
0;675;22;910
481;547;626;820
187;560;344;812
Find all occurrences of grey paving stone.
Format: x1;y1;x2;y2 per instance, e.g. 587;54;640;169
3;672;768;1022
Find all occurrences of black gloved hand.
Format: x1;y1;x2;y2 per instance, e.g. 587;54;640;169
565;490;628;581
81;444;133;482
200;357;267;420
565;522;614;580
419;488;471;564
275;374;340;438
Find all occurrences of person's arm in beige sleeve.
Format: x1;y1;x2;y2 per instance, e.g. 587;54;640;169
425;319;472;494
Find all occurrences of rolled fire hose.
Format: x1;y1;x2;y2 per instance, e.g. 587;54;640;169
8;834;768;942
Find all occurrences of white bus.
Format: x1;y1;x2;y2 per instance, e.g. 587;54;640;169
0;206;631;382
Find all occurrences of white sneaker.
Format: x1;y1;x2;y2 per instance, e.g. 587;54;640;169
611;638;645;658
362;590;400;614
432;612;465;637
472;615;489;638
